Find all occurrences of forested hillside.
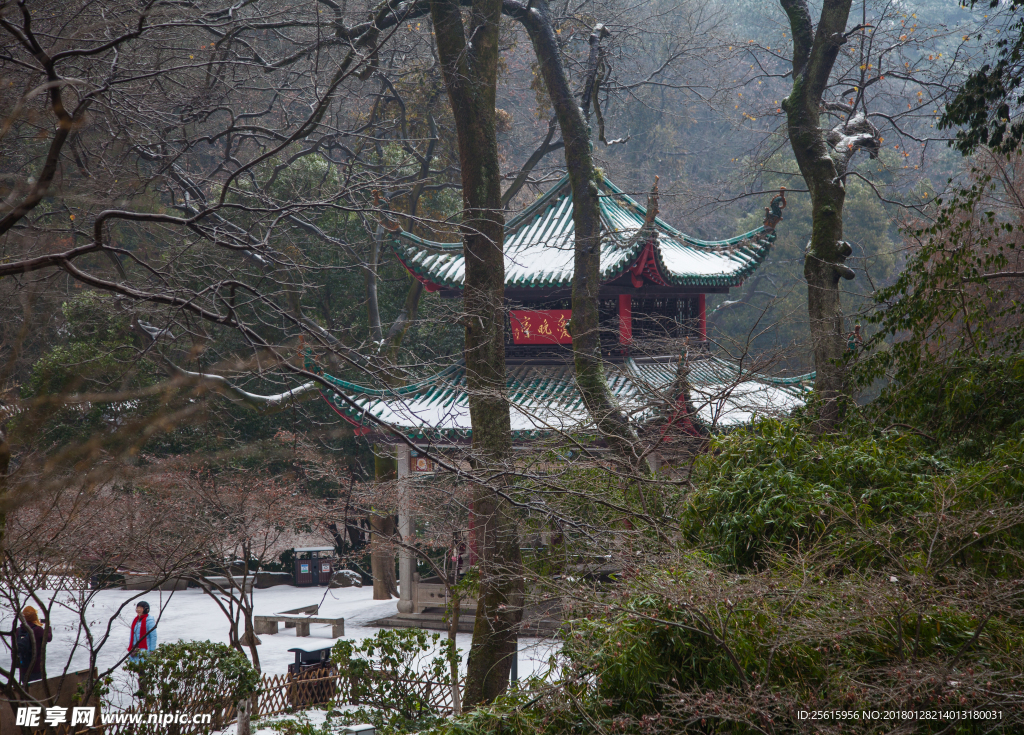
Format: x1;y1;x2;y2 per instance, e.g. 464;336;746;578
1;0;1022;732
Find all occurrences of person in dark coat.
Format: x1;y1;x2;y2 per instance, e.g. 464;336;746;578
17;605;52;685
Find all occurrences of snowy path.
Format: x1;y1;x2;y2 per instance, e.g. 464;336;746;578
1;584;558;685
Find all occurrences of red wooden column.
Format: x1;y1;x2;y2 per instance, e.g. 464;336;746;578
618;294;632;344
698;293;706;340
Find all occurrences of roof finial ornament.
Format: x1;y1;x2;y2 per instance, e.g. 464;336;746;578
644;175;660;225
763;187;786;230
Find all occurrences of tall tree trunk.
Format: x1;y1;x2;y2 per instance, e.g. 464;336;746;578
371;449;399;599
429;0;522;707
779;0;875;430
506;2;641;466
448;558;463;715
802;182;849;429
465;483;522;705
0;427;8;549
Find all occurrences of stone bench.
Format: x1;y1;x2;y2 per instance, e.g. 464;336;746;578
279;604;319;628
254;614;343;638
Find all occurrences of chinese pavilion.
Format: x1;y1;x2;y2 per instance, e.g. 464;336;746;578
318;174;812;443
320;174;813;619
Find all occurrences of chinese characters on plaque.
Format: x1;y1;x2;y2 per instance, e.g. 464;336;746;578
510;310;572;345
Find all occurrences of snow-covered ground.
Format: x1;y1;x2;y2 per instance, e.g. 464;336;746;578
1;583;558;699
216;707;367;735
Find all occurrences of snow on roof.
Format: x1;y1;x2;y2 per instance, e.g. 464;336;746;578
321;354;814;440
389;175;782;291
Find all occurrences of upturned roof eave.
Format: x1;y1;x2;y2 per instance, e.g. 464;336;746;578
386;175;779;291
320;354;815;439
391;230;770;291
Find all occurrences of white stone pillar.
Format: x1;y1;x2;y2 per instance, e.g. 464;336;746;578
396;444;415;614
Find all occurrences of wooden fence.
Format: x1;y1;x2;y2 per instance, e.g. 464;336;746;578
78;667;459;735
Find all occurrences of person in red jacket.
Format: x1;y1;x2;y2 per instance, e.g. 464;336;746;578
17;606;52;685
128;600;157;661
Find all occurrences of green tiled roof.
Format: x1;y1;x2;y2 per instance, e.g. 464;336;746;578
390;175;778;291
323;356;813;441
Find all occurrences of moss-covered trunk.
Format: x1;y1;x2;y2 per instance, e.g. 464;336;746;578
430;0;522;707
508;1;639;465
803;183;849;426
779;0;858;430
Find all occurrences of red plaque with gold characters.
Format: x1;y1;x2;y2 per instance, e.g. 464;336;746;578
510;310;572;345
